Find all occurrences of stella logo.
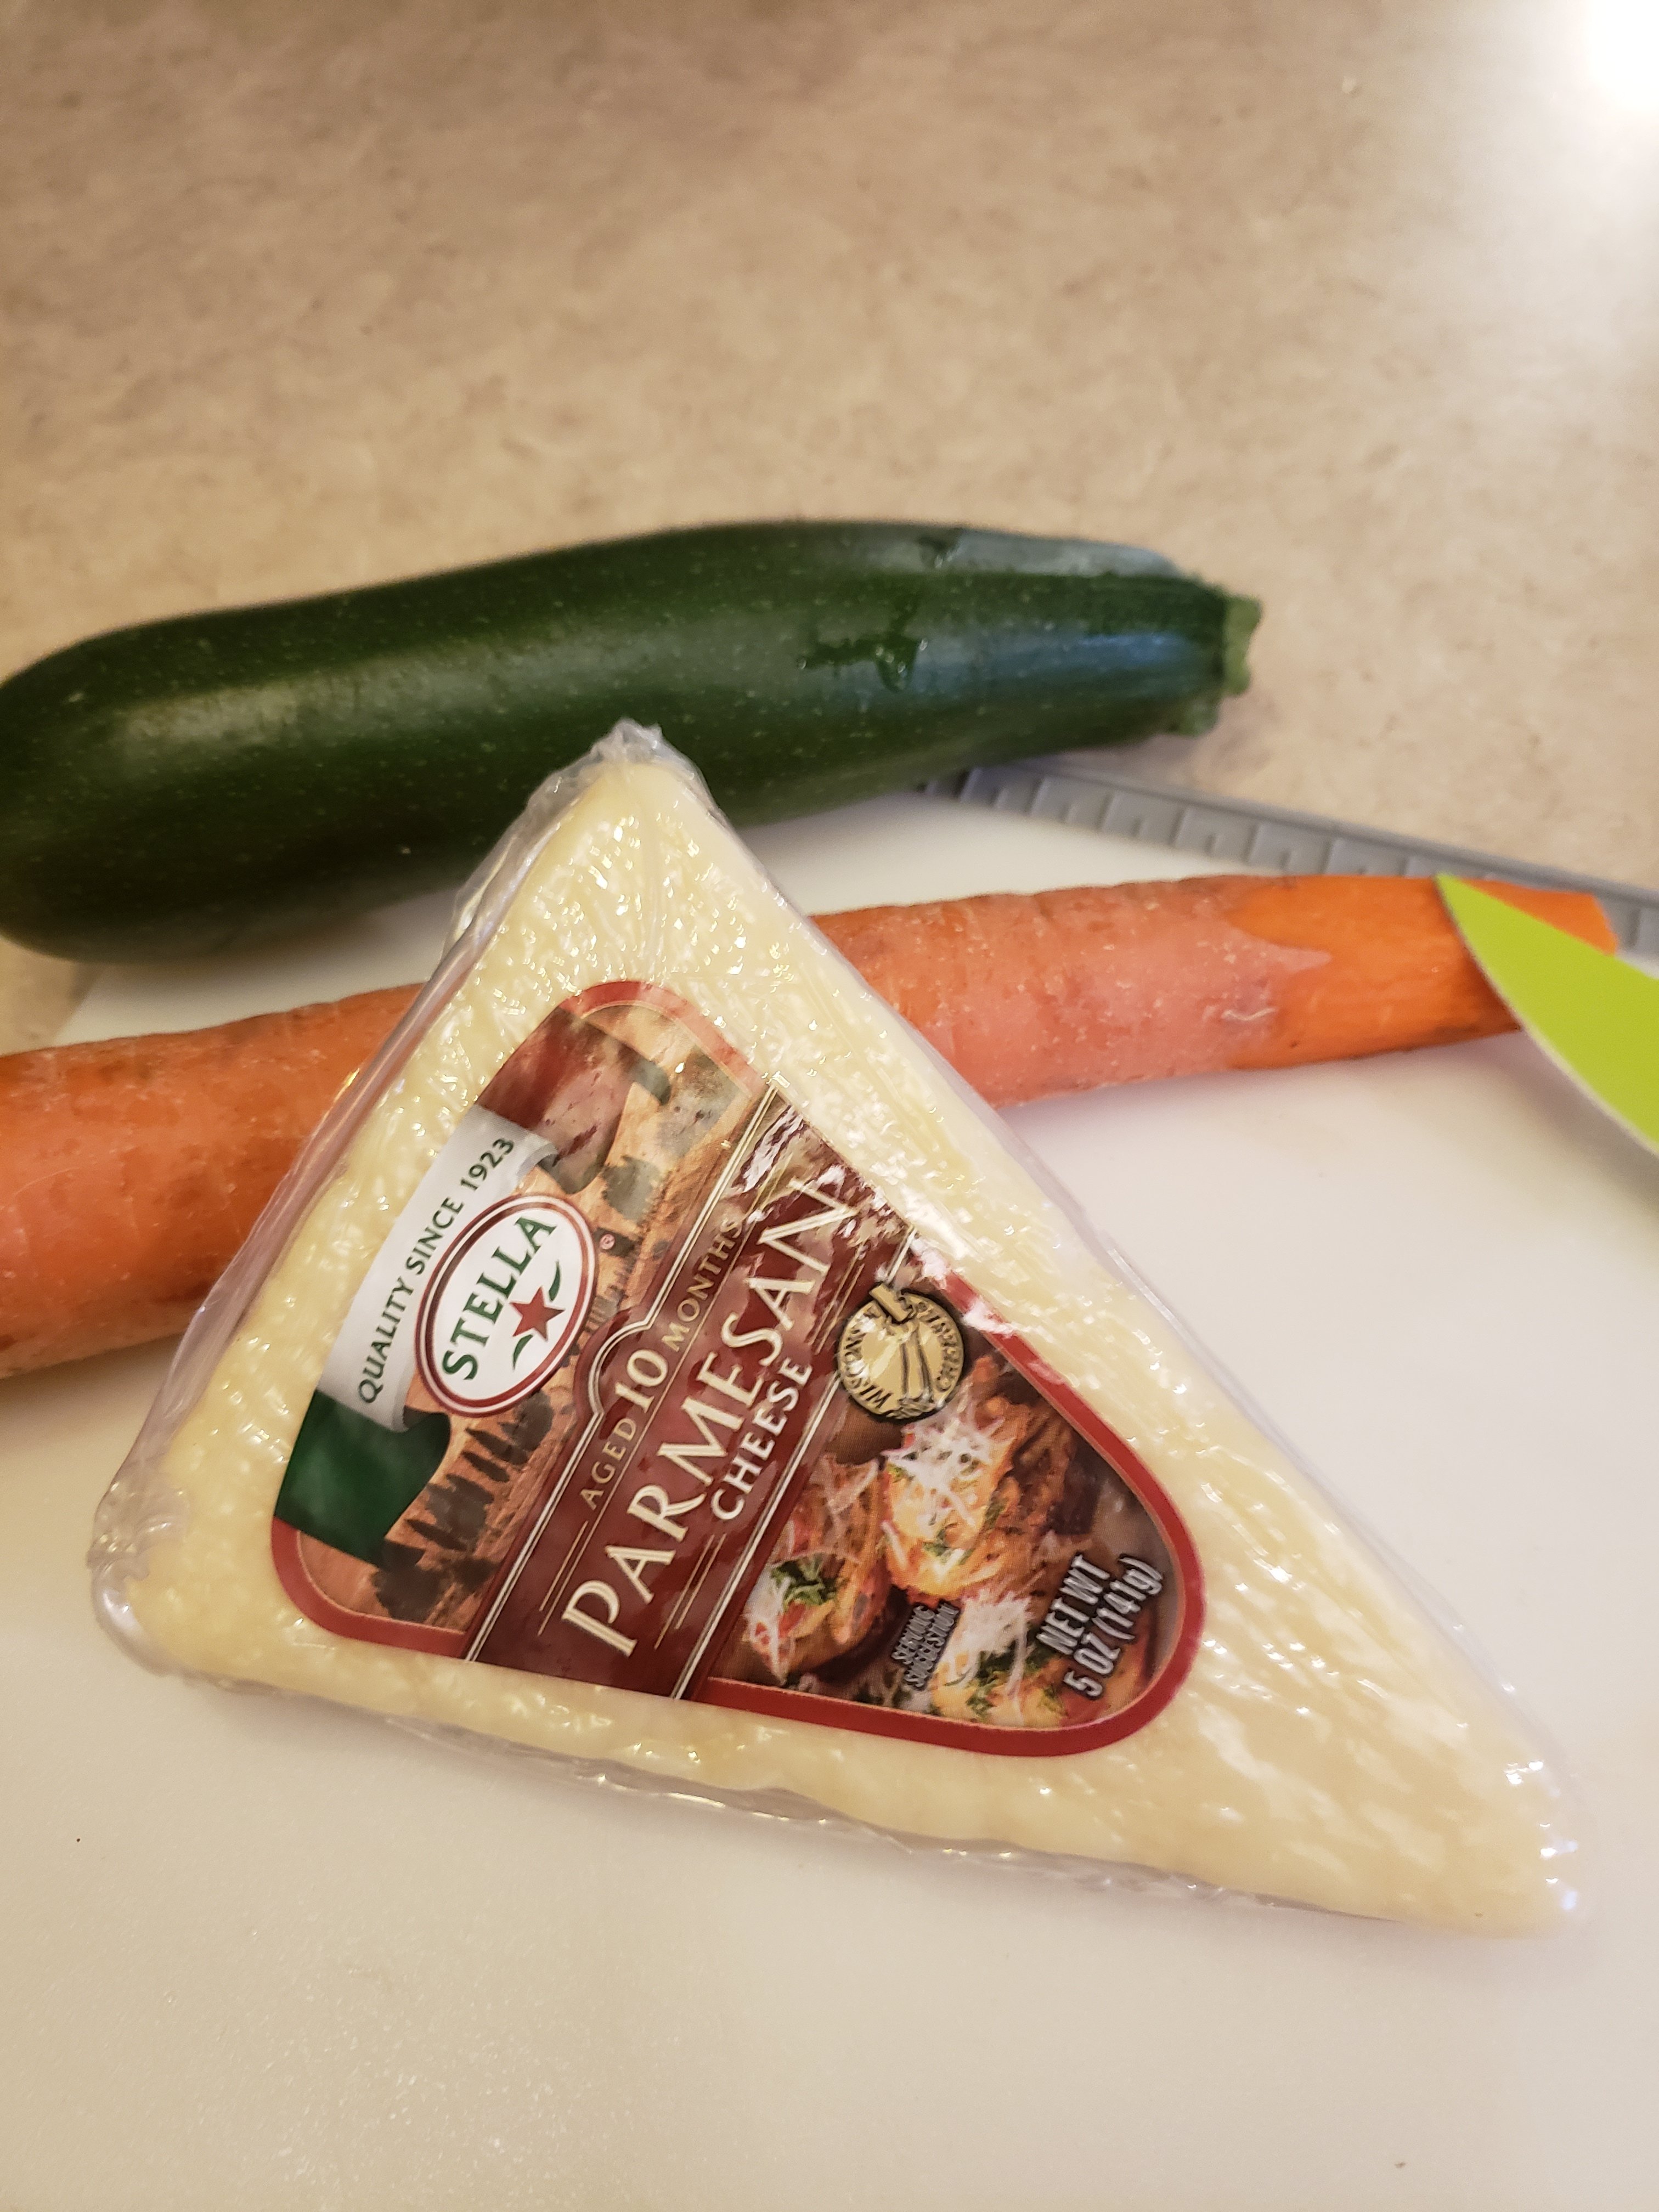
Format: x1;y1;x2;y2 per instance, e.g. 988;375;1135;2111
415;1193;597;1419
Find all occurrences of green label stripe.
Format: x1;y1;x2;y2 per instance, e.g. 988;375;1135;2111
274;1393;452;1565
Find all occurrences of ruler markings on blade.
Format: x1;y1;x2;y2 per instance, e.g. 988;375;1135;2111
924;760;1659;958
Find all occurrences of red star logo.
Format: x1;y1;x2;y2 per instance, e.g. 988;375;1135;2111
510;1284;564;1341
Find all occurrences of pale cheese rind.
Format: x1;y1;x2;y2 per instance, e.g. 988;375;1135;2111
105;740;1578;1932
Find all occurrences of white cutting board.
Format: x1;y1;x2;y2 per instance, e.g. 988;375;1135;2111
5;792;1658;2211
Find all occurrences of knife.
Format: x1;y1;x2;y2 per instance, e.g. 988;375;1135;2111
928;756;1659;1154
926;758;1659;957
1437;878;1659;1157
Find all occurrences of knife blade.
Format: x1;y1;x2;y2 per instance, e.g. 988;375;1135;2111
926;759;1659;958
1436;877;1659;1157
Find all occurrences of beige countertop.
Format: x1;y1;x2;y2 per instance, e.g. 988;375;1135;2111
3;0;1657;1052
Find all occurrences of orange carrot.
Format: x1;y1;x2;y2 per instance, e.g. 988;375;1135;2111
819;876;1616;1105
0;877;1613;1378
0;988;415;1378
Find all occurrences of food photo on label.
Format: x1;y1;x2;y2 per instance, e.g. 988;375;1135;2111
0;873;1613;1378
86;724;1585;1936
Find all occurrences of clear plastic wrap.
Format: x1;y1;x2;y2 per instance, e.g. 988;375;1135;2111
92;724;1583;1932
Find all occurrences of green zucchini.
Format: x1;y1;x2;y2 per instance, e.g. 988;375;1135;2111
0;522;1257;962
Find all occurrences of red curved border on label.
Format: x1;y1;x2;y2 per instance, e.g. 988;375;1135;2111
698;1271;1206;1758
271;1518;467;1656
560;979;763;1088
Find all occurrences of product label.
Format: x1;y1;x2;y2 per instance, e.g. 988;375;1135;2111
414;1193;597;1421
273;985;1203;1754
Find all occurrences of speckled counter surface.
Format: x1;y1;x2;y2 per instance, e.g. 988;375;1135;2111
3;0;1657;1048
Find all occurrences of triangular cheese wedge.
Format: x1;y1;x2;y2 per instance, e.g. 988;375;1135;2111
99;729;1578;1932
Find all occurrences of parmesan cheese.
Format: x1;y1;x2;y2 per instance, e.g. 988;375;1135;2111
95;730;1579;1932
